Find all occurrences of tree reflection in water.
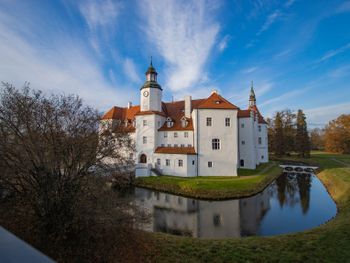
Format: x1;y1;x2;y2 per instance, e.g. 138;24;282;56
275;173;312;213
129;171;336;238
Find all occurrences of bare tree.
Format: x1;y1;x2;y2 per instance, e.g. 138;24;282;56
0;83;147;262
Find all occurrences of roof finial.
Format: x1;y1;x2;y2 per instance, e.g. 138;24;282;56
150;56;153;67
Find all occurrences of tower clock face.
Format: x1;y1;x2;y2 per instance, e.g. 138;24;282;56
143;91;149;97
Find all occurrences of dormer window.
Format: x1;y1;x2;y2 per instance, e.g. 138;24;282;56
166;117;173;128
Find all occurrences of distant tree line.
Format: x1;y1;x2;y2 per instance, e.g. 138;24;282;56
266;109;310;157
267;110;350;156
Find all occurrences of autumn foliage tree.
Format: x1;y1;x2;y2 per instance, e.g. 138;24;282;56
324;114;350;154
310;128;325;150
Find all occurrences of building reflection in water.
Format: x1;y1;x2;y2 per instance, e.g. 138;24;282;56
133;172;314;238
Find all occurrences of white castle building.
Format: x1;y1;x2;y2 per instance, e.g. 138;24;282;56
101;62;268;177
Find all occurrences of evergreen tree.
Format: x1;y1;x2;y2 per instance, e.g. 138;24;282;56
296;109;310;157
274;112;284;156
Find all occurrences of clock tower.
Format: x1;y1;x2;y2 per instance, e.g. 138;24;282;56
140;60;162;112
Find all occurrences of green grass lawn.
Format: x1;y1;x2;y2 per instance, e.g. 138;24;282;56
143;152;350;262
134;161;282;199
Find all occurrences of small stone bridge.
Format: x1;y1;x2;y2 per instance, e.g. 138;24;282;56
279;164;318;173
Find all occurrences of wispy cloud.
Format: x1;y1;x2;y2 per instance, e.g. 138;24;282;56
242;67;258;74
336;1;350;13
77;0;122;54
123;58;141;83
274;48;292;59
79;0;121;31
305;102;350;126
285;0;296;8
260;88;305;107
319;43;350;62
140;0;220;92
257;10;282;35
228;81;274;108
0;6;134;111
218;35;231;52
327;65;350;79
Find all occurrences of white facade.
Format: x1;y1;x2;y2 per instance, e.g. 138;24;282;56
101;63;269;177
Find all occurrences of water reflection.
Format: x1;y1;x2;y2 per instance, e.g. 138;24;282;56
131;173;336;238
275;173;312;213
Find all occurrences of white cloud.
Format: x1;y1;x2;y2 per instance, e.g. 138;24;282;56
274;49;292;59
242;67;258;74
305;103;350;126
327;65;350;79
319;43;350;62
77;0;122;54
218;35;231;52
227;81;274;109
123;58;141;83
336;1;350;13
285;0;296;8
79;0;121;31
140;0;220;92
0;7;134;112
257;10;282;35
260;88;305;107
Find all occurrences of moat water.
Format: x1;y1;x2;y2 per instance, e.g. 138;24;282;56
125;173;337;238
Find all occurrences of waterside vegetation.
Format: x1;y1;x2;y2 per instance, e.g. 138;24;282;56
143;152;350;262
135;161;282;200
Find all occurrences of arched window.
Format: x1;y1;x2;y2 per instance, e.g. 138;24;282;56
212;138;220;150
139;154;147;163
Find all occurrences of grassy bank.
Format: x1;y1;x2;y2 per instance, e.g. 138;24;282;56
144;152;350;262
135;161;282;200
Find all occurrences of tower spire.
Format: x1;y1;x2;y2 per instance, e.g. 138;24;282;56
249;81;256;107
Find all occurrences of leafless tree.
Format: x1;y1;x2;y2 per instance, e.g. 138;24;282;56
0;83;148;262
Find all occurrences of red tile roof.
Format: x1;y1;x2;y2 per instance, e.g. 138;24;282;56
154;147;196;155
158;118;194;131
101;92;267;127
135;110;166;117
237;109;251;118
196;92;239;109
237;106;267;124
101;105;140;120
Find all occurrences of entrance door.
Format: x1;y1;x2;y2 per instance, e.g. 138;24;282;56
140;154;147;163
240;159;244;167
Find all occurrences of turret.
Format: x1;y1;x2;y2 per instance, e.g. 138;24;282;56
140;59;162;112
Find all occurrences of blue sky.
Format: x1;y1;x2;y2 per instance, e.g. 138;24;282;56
0;0;350;127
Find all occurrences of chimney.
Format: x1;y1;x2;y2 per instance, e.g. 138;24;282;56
211;89;218;95
184;95;192;118
127;101;132;109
